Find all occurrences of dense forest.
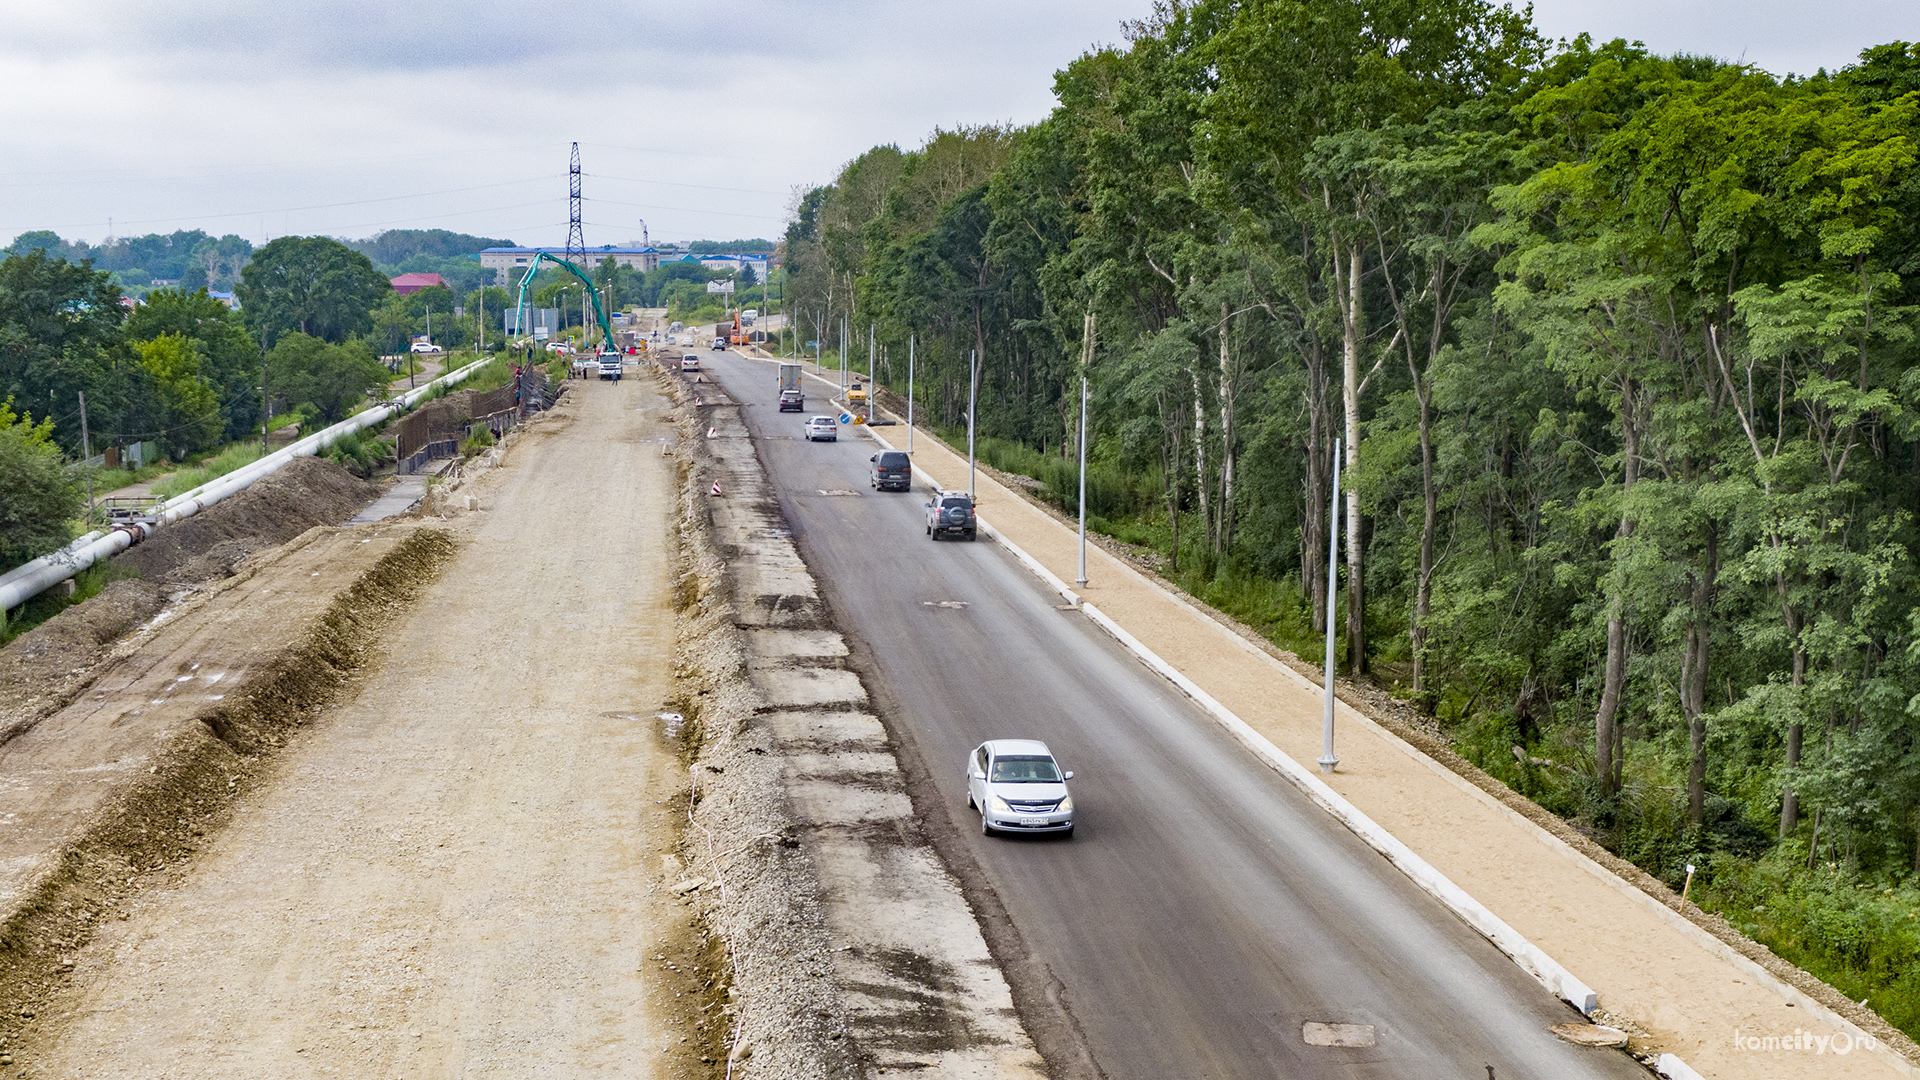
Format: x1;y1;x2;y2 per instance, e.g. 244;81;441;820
782;1;1920;1027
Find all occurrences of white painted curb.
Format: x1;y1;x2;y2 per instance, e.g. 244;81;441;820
1655;1053;1707;1080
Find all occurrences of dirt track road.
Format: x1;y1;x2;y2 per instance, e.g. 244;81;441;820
33;374;697;1077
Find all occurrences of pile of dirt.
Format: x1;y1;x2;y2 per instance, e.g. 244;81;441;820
0;456;381;749
115;456;380;585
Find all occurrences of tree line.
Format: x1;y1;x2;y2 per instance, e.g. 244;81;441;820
784;1;1920;1024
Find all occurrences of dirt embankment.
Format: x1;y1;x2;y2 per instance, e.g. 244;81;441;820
0;457;382;749
0;526;457;1064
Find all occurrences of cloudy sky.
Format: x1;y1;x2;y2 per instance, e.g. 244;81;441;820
0;0;1911;251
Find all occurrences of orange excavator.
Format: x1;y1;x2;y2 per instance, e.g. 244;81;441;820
728;310;749;346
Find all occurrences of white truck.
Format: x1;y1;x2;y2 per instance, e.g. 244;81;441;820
777;363;803;412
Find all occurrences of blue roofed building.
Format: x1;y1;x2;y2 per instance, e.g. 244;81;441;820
480;244;660;285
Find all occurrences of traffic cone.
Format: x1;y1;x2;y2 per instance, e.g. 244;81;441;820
710;481;723;496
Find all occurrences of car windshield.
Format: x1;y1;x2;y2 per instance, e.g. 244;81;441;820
941;497;971;509
879;453;908;466
990;756;1061;783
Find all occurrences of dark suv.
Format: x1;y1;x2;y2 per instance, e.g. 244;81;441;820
870;450;911;491
925;490;977;541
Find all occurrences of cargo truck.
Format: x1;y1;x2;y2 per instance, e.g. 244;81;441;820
778;363;803;411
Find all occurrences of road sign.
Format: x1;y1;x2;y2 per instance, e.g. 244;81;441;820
806;340;818;349
838;412;852;424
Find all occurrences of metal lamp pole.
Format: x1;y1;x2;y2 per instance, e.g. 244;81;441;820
1075;312;1095;587
1320;437;1342;774
906;335;914;453
967;349;977;498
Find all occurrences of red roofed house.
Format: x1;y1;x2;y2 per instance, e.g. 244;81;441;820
390;272;448;295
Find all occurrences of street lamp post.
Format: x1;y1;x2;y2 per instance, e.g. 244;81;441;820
1320;437;1342;774
906;335;914;453
1076;313;1095;588
967;349;977;498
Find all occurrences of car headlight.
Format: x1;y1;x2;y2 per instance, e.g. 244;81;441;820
989;796;1013;815
1056;796;1073;814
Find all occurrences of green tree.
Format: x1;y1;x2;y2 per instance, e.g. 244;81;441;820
126;287;262;441
265;333;389;424
134;334;223;455
0;250;129;455
236;236;390;348
0;396;81;569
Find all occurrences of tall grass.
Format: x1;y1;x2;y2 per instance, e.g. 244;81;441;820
151;443;267;499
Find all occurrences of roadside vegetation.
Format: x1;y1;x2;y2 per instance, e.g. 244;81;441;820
789;3;1920;1034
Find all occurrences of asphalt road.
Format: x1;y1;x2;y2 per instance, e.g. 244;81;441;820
699;350;1646;1080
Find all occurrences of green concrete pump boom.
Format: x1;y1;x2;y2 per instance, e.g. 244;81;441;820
511;253;617;352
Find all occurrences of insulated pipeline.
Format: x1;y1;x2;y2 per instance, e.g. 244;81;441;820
0;356;492;616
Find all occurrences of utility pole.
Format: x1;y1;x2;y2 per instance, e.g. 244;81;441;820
867;323;875;422
77;392;94;529
1320;437;1342;774
907;335;914;453
1076;312;1095;588
260;326;271;454
840;317;847;394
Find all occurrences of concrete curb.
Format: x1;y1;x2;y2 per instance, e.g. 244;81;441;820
1657;1053;1710;1080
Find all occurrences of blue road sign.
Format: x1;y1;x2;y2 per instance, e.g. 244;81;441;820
838;413;853;424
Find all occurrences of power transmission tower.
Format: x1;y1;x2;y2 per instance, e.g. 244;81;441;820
566;142;585;265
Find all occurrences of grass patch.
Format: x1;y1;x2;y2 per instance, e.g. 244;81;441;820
150;443;267;500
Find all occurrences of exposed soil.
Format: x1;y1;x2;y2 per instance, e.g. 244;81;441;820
114;456;380;584
12;377;700;1078
0;457;384;750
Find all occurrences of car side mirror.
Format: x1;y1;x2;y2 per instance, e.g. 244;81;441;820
1063;771;1075;781
870;454;877;462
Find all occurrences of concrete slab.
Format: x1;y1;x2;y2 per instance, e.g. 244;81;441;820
348;476;427;524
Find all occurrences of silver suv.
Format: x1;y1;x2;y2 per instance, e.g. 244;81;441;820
925;490;976;541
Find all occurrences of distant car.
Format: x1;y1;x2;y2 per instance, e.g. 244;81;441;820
545;341;570;354
870;450;911;492
847;381;868;402
677;335;694;347
711;337;727;351
926;490;977;541
410;340;437;354
681;354;701;372
967;740;1074;837
778;388;804;412
805;416;837;442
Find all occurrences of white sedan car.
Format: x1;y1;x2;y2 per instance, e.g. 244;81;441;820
804;416;837;442
966;739;1075;837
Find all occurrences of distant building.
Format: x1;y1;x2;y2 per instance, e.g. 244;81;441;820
685;252;773;276
207;290;239;310
479;245;660;286
390;272;449;295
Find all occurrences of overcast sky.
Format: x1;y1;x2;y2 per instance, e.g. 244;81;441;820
0;0;1912;251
